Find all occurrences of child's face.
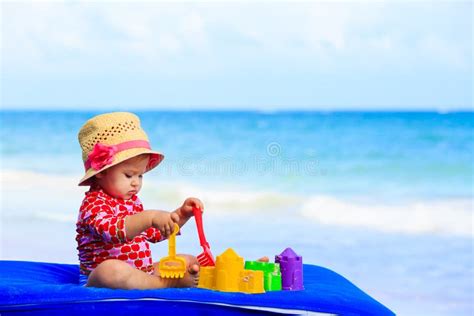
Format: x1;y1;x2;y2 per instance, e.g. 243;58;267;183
95;154;149;200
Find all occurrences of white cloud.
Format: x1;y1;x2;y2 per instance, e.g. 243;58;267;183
418;34;470;69
1;1;471;75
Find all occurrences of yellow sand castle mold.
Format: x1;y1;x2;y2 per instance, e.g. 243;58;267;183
198;248;264;294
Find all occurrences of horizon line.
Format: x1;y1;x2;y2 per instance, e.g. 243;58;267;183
1;107;473;113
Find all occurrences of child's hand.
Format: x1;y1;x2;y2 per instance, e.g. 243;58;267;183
151;211;180;238
179;197;204;219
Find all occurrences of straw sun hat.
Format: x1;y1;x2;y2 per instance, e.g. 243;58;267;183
78;112;164;186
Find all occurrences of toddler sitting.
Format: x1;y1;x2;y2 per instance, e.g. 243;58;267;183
76;112;202;289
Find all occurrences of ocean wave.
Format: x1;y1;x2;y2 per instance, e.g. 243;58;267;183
1;169;472;237
139;181;301;215
300;196;473;237
1;170;86;223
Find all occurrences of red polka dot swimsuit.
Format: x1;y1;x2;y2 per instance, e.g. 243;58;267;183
76;188;163;276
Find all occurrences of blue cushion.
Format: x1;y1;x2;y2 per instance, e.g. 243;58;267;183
0;260;394;315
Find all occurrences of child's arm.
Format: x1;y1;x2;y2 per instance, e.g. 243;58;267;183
124;197;204;241
124;210;176;240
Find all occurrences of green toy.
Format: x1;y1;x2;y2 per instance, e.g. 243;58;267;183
244;261;282;291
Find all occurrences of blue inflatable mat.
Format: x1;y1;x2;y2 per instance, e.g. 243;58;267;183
0;260;394;315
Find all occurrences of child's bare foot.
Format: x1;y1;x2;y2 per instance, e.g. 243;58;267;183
257;256;269;262
175;254;200;288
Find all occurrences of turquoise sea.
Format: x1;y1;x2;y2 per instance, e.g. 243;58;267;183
1;110;473;315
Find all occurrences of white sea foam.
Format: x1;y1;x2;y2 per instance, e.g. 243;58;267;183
139;181;301;216
300;195;473;237
1;169;87;222
1;169;472;237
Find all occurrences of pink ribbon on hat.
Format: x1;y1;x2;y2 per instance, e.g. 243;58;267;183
85;140;151;171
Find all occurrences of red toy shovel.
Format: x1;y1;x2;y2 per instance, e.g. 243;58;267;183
193;206;215;266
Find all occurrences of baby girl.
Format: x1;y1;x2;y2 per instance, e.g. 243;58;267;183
75;112;202;289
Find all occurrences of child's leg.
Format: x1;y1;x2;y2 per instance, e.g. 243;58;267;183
87;256;200;290
87;259;168;289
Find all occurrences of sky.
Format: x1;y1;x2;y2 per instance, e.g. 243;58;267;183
1;0;472;111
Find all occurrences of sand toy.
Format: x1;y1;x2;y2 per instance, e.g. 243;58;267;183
159;224;186;278
193;206;215;266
